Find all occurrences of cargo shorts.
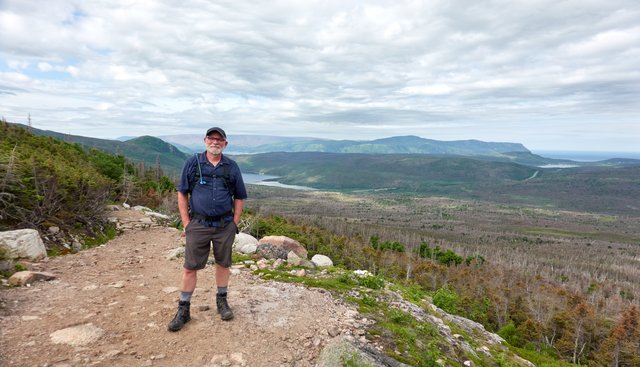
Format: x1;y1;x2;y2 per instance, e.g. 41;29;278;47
183;220;237;269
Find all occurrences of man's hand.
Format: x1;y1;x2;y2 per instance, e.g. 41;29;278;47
181;220;189;238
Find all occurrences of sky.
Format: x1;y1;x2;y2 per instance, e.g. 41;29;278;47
1;0;639;153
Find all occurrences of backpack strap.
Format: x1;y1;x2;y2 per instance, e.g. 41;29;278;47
189;153;236;199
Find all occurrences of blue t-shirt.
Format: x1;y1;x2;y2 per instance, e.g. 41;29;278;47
177;153;247;226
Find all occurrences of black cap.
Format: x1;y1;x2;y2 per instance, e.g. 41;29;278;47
206;127;227;139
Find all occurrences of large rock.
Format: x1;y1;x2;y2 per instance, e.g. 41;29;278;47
317;336;410;367
234;233;258;254
0;229;47;261
257;236;307;260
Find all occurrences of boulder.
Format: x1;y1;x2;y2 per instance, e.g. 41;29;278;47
8;271;56;286
0;229;47;261
311;254;333;267
234;233;258;253
257;236;307;260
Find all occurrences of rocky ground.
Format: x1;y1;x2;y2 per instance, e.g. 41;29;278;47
0;209;366;367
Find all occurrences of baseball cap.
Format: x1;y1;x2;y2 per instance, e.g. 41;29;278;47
206;127;227;139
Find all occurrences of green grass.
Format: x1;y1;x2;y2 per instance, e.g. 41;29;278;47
80;224;118;250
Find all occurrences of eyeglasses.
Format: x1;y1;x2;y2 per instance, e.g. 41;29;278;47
205;136;226;143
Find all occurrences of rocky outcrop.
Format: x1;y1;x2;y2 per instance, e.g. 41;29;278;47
105;204;169;231
317;336;410;367
0;229;47;261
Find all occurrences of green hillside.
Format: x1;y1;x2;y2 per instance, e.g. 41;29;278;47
0;122;175;248
9;123;188;177
236;152;536;190
235;152;640;214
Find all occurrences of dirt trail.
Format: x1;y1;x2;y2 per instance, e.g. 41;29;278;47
0;210;358;367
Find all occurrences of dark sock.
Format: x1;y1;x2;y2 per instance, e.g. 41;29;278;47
179;291;193;302
217;286;227;296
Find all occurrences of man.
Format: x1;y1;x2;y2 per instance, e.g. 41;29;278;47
168;127;248;332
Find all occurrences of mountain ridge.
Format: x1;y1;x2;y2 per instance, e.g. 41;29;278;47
158;133;531;156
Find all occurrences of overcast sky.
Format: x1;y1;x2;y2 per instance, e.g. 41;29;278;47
1;0;639;153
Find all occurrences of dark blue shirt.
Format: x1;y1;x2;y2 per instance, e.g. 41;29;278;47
177;152;247;226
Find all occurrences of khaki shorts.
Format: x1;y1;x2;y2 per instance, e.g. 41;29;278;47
184;220;237;269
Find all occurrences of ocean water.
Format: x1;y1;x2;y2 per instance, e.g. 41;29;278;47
533;150;640;162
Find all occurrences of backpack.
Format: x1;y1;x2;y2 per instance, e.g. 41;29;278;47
188;153;236;199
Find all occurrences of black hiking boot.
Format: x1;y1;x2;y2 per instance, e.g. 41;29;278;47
216;294;234;320
167;300;191;332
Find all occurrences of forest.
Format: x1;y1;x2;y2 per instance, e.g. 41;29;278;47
244;185;640;366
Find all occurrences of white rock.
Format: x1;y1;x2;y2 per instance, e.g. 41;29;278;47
0;229;47;261
311;254;333;267
234;233;258;252
122;202;130;209
50;323;104;346
145;211;171;220
238;244;257;254
166;247;185;260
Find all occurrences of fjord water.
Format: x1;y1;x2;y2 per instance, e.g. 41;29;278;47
242;173;314;190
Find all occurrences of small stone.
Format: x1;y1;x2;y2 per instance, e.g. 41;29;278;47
105;350;122;358
229;352;246;366
162;287;180;294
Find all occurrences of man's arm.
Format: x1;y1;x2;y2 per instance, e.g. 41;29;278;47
178;192;190;230
233;199;244;225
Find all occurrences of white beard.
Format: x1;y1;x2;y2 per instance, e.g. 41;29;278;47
206;146;223;155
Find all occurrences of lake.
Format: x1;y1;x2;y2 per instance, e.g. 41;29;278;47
242;173;315;191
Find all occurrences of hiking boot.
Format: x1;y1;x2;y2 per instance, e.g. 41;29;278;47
216;294;234;320
167;300;191;332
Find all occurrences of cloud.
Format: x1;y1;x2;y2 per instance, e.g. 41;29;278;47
0;0;638;151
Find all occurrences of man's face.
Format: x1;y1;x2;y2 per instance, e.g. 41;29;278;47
204;132;227;155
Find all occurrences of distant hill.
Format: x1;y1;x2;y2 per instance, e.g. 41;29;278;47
10;123;188;177
157;134;530;156
235;152;538;191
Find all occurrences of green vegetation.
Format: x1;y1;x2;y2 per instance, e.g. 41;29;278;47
9;122;188;177
0;121;176;259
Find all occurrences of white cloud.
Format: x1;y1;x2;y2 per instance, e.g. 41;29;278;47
0;0;638;152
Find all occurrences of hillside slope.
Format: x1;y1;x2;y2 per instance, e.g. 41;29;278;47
0;210;533;367
9;123;188;177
